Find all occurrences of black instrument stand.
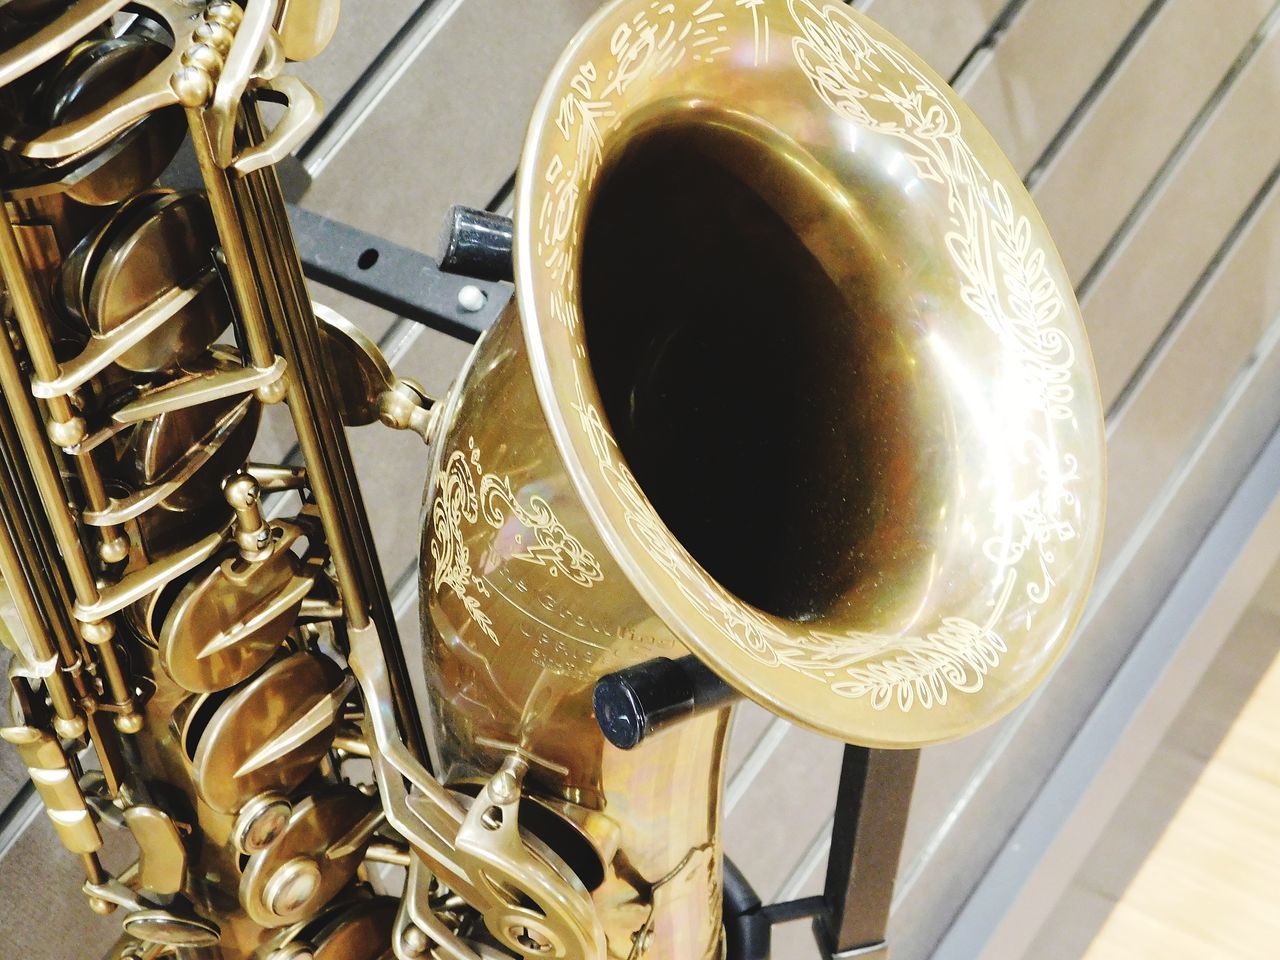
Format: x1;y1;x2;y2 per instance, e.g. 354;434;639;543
720;747;919;960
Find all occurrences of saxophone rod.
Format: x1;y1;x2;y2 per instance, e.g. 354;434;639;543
0;207;139;733
186;97;372;628
0;468;81;731
0;394;131;794
0;392;82;672
183;105;278;374
0;204;128;559
186;91;428;761
243;147;431;763
234;146;369;625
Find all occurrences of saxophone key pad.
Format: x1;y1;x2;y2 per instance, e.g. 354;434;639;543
36;32;187;206
307;897;398;960
85;191;231;373
239;785;378;928
188;651;351;814
159;528;312;693
121;907;221;948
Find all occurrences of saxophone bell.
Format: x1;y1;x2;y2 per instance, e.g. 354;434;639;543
415;1;1104;957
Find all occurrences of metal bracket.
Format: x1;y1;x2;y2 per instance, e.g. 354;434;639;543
288;204;511;343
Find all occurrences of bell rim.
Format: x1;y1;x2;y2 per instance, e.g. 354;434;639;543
512;0;1107;748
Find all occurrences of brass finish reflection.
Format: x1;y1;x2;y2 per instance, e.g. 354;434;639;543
420;2;1104;958
0;1;1105;958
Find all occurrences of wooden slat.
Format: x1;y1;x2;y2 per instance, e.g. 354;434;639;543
1066;600;1280;912
725;702;775;775
770;919;826;959
899;727;1006;880
1032;0;1275;284
1023;884;1118;960
1082;629;1280;960
722;726;845;898
860;0;1010;80
1083;20;1280;408
302;0;599;254
957;0;1153;176
1103;178;1280;557
0;653;31;812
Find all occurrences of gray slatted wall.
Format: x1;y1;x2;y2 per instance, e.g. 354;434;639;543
2;1;1278;956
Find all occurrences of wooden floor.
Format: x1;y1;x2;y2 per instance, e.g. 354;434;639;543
1015;563;1280;960
1081;632;1280;959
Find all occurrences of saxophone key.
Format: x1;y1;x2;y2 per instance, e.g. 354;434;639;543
186;651;351;814
238;784;378;927
0;723;102;854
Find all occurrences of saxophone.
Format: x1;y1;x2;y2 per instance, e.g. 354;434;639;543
0;2;1106;959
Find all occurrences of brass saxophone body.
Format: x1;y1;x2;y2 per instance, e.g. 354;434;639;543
0;3;422;957
0;1;1106;958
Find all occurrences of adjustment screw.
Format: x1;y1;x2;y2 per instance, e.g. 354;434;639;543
401;925;429;957
182;42;224;79
225;474;271;561
171;65;214;107
223;473;260;511
205;0;244;29
491;770;519;804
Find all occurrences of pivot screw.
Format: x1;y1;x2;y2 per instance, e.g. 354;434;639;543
182;42;224;80
264;856;322;917
491;770;519;804
171;65;214;107
401;924;430;956
233;792;292;855
205;1;244;29
193;20;235;55
510;925;553;954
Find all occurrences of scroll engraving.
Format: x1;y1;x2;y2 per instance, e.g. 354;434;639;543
431;438;603;644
